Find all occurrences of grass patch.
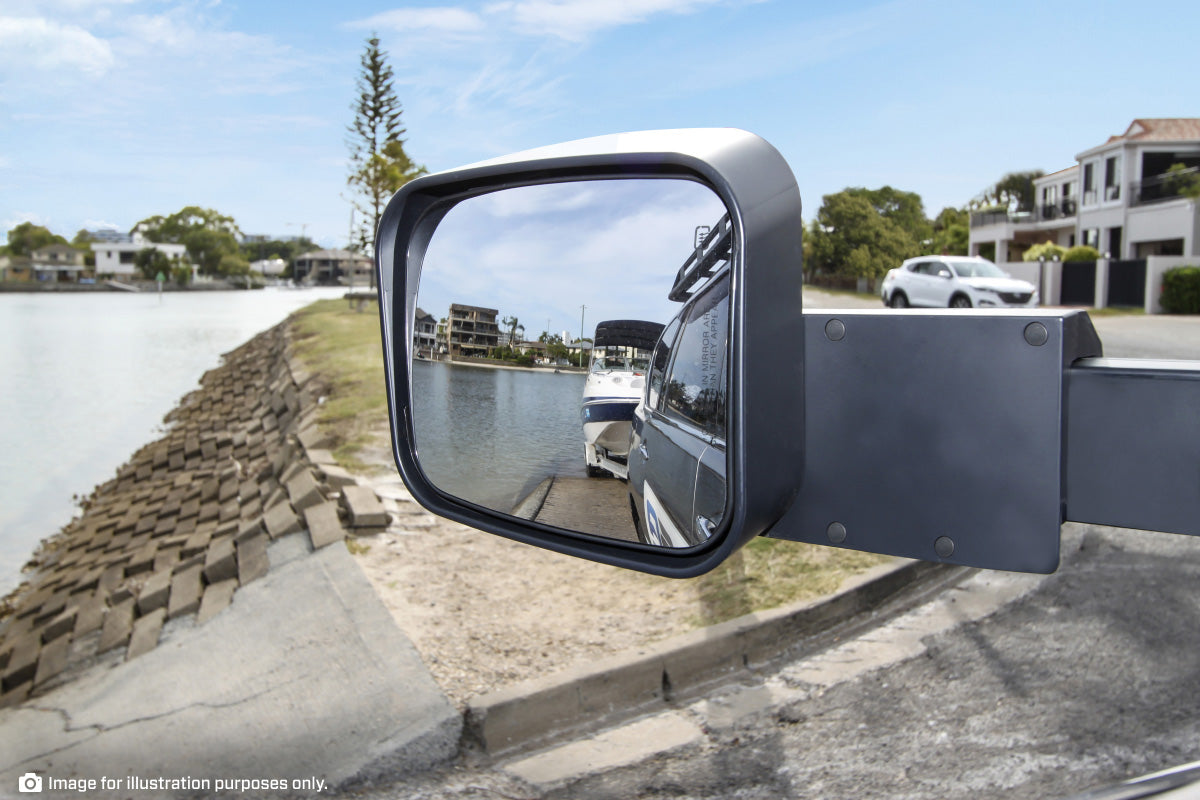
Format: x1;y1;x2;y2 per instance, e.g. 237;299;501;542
345;537;371;556
288;297;890;620
806;285;879;302
689;537;890;627
289;299;388;466
1085;305;1145;317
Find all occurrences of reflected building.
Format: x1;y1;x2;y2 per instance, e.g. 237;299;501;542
448;303;500;359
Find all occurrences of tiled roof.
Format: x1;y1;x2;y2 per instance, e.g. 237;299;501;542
1115;118;1200;143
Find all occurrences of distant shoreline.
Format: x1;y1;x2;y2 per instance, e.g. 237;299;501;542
0;280;268;293
425;357;586;374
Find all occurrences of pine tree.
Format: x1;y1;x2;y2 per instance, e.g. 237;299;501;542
346;35;426;285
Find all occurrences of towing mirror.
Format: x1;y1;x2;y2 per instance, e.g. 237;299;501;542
378;128;1200;578
375;129;804;578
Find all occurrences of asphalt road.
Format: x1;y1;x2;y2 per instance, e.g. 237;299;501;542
350;302;1200;800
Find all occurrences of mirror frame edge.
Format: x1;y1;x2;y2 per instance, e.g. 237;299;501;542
375;128;805;578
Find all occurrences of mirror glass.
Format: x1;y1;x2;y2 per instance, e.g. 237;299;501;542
412;179;731;548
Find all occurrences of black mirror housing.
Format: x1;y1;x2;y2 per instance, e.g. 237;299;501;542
375;129;805;577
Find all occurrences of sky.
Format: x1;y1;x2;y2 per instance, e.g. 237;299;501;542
420;179;726;337
2;0;1198;249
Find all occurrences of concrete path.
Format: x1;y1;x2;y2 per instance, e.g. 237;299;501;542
0;535;461;799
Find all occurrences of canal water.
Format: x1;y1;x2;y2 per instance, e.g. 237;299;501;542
0;287;345;594
411;360;587;515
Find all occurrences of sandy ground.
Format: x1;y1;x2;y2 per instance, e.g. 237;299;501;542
343;289;888;708
348;440;705;708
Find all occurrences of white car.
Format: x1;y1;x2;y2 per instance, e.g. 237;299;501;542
880;256;1039;309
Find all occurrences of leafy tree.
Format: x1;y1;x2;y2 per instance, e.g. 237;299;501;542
847;186;932;246
973;170;1045;213
1164;163;1200;199
346;35;426;278
930;207;969;256
134;247;172;280
502;315;525;346
806;190;922;279
135;206;243;276
218;253;251;276
70;229;99;266
537;331;569;361
239;237;317;279
1023;241;1067;262
6;222;67;256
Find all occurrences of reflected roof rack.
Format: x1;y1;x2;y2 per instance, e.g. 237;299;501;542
668;213;732;303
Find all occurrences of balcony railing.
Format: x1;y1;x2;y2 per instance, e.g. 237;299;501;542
970;199;1077;228
1130;167;1200;207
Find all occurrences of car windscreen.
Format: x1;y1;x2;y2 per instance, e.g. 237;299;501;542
951;261;1007;279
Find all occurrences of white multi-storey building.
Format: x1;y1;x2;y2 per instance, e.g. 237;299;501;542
970;118;1200;263
969;119;1200;311
91;235;188;278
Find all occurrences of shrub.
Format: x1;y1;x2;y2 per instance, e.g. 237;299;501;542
1023;241;1066;262
1063;245;1101;262
1160;266;1200;314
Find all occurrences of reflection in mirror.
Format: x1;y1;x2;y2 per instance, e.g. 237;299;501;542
412;179;731;548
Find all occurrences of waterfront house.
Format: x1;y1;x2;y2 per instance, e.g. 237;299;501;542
0;254;33;282
91;236;188;279
293;249;372;286
413;307;439;358
447;304;500;359
969;118;1200;311
30;244;88;282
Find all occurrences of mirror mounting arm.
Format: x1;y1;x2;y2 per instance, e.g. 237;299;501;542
766;309;1200;574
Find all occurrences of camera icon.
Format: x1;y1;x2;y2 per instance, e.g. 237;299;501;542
18;772;43;792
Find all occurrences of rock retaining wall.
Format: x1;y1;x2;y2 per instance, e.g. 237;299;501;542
0;322;386;707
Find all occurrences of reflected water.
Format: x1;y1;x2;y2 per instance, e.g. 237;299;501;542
412;360;586;513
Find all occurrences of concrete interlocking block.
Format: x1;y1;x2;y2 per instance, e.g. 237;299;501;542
343;485;390;528
168;564;204;619
237;534;270;586
126;542;157;575
42;607;78;642
304;502;345;550
197;579;238;624
204;536;238;584
1;634;40;692
137;569;173;614
126;608;167;661
181;527;212;558
98;598;136;654
287;470;325;512
74;597;106;637
33;636;71;687
318;463;357;489
264;500;302;539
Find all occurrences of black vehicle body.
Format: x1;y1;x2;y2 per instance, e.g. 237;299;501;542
628;267;730;548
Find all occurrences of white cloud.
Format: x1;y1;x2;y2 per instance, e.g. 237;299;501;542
486;0;728;41
0;16;114;77
346;7;485;37
4;211;52;231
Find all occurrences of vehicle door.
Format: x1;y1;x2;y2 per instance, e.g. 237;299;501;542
926;260;955;306
634;275;730;547
905;260;937;306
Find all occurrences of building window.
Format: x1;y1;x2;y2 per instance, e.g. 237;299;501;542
1083;163;1096;205
1104;155;1121;201
1083;229;1099;249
